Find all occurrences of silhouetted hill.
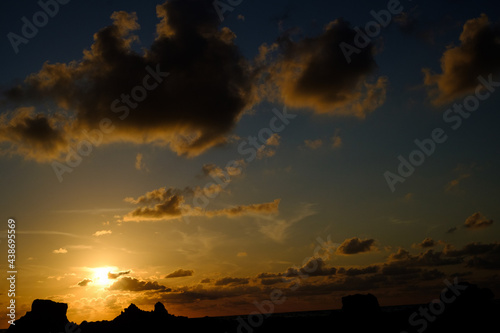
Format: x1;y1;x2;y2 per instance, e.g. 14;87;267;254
7;281;499;333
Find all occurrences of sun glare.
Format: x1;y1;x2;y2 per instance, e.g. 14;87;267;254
92;267;115;286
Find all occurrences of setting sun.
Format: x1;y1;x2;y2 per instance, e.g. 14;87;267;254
92;267;116;286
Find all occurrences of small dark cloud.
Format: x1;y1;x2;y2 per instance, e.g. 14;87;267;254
413;237;437;249
283;257;337;277
77;278;93;287
108;270;130;279
336;237;376;255
165;269;194;278
464;212;493;229
123;187;186;221
0;108;68;162
337;265;379;276
214;277;249;286
258;257;337;280
257;272;283;279
447;226;458;234
388;248;410;260
260;278;284;286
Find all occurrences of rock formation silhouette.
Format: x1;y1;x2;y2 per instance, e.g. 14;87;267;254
6;281;498;333
7;299;69;333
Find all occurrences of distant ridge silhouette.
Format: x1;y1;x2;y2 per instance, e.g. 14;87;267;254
7;281;498;333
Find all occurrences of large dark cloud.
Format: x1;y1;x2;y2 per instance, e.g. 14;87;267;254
0;1;391;163
0;0;257;161
261;18;387;117
423;14;500;104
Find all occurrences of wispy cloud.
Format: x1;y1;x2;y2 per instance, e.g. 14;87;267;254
122;186;280;222
93;230;112;237
258;203;317;242
135;153;149;171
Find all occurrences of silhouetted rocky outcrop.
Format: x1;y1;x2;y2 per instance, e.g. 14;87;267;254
340;293;383;332
79;301;184;333
7;299;69;333
154;301;168;315
7;282;499;333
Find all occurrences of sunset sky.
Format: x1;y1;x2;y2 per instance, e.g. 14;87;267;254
1;0;500;328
